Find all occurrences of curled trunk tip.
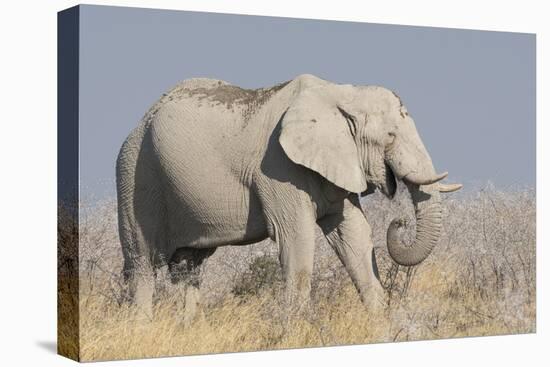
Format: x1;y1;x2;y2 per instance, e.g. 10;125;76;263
386;184;442;266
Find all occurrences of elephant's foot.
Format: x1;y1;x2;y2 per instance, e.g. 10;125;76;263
173;285;201;328
362;283;388;315
290;296;313;319
131;275;155;321
283;280;313;317
278;295;313;337
137;301;154;321
183;286;200;327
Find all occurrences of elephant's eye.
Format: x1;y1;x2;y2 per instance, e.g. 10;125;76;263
386;132;396;148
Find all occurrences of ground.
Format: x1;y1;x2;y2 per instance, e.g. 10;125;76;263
59;184;535;361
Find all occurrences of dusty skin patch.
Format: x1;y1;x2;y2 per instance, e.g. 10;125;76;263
181;80;290;122
138;79;290;129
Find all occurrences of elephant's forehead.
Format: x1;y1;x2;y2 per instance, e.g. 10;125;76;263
353;86;402;114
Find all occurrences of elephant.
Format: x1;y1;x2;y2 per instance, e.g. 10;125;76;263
116;74;462;321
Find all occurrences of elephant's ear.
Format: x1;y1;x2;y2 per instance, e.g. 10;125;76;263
279;86;367;193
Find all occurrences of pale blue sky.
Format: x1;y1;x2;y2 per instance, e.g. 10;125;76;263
78;5;535;199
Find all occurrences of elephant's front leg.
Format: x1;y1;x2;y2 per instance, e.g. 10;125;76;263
277;217;316;311
255;184;316;310
319;196;386;312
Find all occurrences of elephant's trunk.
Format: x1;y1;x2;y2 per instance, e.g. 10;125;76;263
386;181;442;267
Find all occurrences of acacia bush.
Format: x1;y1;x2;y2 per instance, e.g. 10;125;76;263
232;254;282;296
73;184;536;361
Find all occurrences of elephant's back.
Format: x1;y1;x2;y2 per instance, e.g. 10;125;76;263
143;78;243;160
156;77;251;108
142;76;296;180
148;77;292;124
176;78;231;90
146;77;292;155
148;81;241;153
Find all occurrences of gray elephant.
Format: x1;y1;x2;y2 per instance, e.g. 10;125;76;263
116;74;461;320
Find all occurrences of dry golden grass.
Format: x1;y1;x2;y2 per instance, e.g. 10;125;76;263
57;203;80;360
70;185;536;361
78;266;534;361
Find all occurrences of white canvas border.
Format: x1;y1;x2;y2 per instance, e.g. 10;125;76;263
0;0;546;366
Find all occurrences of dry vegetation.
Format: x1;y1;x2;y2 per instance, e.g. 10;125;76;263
66;184;535;361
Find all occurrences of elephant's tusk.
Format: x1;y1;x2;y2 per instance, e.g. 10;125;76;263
403;171;448;185
437;183;463;193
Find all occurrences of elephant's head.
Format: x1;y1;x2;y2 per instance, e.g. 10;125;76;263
279;74;462;266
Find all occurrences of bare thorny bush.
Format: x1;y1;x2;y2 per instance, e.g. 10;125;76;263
76;183;535;355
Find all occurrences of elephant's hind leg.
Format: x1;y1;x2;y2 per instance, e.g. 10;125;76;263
168;247;216;327
117;126;166;319
118;189;162;320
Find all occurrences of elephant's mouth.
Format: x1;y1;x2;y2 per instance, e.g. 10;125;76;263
380;163;397;199
360;163;397;199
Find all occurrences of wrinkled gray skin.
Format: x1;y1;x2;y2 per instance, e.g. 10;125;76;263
116;74;461;321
